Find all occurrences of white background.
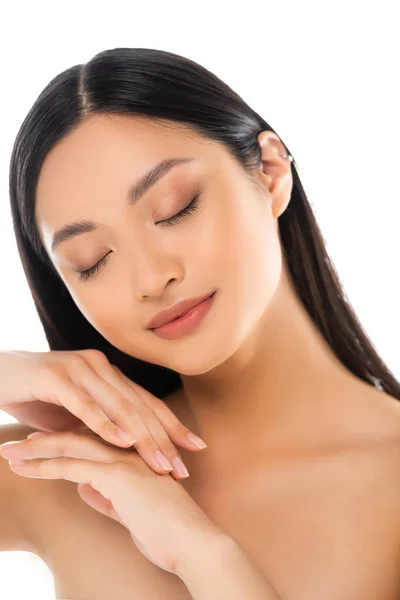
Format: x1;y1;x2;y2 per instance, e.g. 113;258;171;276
0;1;399;598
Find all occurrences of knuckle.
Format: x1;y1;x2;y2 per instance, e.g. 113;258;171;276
73;349;90;358
139;403;158;422
30;367;58;400
40;362;65;384
77;397;113;430
52;439;66;457
33;461;45;476
117;395;137;416
46;432;72;456
78;393;100;412
69;351;86;364
67;354;87;372
97;417;115;433
79;349;104;359
134;432;156;451
85;349;109;367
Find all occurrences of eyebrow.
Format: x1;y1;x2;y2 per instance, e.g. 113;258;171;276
50;157;195;253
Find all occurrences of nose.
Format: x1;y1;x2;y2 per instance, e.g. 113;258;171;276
132;244;184;302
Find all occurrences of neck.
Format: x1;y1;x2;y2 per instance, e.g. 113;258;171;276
176;266;359;470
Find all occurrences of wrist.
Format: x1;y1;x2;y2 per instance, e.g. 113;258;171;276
176;533;282;599
174;529;235;580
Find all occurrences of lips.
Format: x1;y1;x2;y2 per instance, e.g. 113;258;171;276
147;292;215;330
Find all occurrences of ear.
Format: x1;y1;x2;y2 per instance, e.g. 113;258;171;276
76;483;125;526
256;131;293;219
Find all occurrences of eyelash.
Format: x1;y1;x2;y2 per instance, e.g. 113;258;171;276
77;193;201;282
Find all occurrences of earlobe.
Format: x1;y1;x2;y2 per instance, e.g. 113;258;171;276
271;182;292;220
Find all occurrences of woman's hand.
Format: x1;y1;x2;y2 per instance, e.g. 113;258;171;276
0;431;222;576
0;349;207;479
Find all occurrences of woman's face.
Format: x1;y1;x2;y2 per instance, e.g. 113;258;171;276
35;114;289;375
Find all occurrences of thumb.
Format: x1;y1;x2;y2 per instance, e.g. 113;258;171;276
77;483;124;526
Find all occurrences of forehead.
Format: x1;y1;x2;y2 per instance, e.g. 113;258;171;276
35;114;213;230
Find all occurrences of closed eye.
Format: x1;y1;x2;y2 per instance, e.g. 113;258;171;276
156;192;200;226
76;193;201;282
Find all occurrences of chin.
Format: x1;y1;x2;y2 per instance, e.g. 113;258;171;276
163;343;235;376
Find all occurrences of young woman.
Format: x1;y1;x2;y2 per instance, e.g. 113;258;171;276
0;47;400;599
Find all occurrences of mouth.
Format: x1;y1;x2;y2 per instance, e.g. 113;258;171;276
146;291;216;330
150;291;217;340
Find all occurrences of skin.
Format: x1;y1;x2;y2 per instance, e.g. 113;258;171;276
35;113;383;485
8;113;400;598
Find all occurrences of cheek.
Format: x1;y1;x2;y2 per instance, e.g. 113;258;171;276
80;297;154;362
70;288;132;343
219;209;282;314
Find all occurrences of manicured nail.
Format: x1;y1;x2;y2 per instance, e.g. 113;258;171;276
186;432;207;449
155;450;173;471
172;456;190;478
9;459;27;465
27;432;48;439
0;441;23;451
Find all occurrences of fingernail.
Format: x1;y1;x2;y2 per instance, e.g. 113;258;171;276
116;429;136;445
186;432;207;449
0;441;23;450
172;456;190;478
155;450;173;471
27;432;48;439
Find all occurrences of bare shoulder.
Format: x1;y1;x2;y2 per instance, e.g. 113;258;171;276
341;384;400;544
0;421;69;557
344;383;400;476
340;386;400;595
360;384;400;445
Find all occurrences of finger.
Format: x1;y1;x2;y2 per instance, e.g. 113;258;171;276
79;351;206;451
0;431;124;464
7;455;114;494
50;372;137;448
133;402;190;480
111;404;189;479
144;393;207;451
73;353;201;477
114;368;207;451
72;368;154;445
73;359;193;476
69;361;163;451
67;375;176;476
77;482;123;526
0;430;176;481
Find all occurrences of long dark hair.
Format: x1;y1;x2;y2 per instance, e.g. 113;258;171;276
8;47;400;401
